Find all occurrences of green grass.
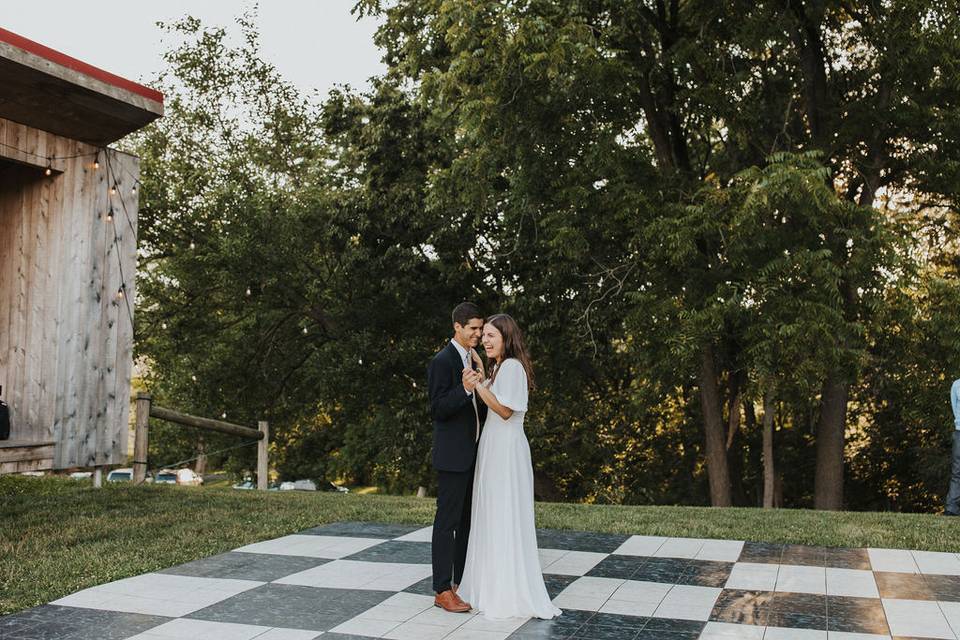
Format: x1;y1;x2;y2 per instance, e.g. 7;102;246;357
2;475;959;616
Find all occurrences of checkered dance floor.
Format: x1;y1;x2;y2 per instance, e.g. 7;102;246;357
5;521;960;639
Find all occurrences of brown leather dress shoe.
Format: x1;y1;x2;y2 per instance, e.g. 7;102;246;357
434;589;471;613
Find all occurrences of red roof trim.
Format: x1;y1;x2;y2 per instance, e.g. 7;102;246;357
0;27;164;104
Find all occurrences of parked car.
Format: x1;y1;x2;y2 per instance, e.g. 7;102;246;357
231;480;255;490
69;471;92;480
106;468;133;482
154;470;178;485
323;482;349;493
174;468;203;486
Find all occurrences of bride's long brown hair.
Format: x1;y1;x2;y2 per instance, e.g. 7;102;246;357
486;313;536;391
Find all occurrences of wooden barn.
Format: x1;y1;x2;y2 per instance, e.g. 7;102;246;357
0;28;162;474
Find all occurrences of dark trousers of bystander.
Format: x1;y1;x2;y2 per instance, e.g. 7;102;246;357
946;431;960;515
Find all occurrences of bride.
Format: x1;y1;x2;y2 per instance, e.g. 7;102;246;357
457;313;562;620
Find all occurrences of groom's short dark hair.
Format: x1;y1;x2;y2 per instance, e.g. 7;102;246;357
452;302;482;327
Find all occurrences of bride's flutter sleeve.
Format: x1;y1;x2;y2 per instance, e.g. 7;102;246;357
496;359;528;412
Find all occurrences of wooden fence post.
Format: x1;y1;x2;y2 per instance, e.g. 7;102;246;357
257;421;269;490
133;393;151;484
93;466;103;488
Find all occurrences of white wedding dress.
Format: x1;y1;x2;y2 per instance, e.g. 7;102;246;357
457;358;562;620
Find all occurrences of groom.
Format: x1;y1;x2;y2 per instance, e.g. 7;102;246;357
428;301;488;613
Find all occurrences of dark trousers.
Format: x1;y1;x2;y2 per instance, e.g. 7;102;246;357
432;468;474;593
946;431;960;515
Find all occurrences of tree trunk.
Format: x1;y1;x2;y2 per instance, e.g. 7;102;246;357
726;374;747;506
698;345;732;506
762;392;776;509
814;376;849;510
194;436;207;476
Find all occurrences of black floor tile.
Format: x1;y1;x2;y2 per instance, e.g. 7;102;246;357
780;544;827;567
536;529;630;554
512;608;595;640
827;595;890;634
159;551;329;581
543;574;580;599
630;557;690;584
710;589;775;625
823;547;871;570
186;583;393;630
737;542;783;564
0;605;169;640
402;576;436;596
343;540;432;564
677;559;733;587
586;555;649;580
923;574;960;601
875;572;935;600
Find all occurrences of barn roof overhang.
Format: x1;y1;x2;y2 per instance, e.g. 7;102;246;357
0;27;163;146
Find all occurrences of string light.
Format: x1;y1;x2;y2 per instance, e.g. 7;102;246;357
106;208;114;222
44;165;52;176
191;375;197;382
161;322;167;330
110;184;117;196
302;327;308;335
189;241;196;250
94;158;100;170
246;287;251;296
116;285;125;300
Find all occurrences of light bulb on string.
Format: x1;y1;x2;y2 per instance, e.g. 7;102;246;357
116;285;125;300
161;322;167;330
189;241;195;250
106;208;114;222
94;158;100;170
221;412;227;419
44;165;52;176
110;184;117;196
246;287;252;296
302;327;308;335
191;375;197;382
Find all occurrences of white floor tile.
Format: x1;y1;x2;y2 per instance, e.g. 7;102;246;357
275;560;430;591
725;562;779;591
827;632;892;640
394;526;434;542
329;617;401;637
357;603;428;623
538;548;568;571
825;568;878;598
764;627;828;639
461;614;529;633
696;540;745;563
699;621;766;638
444;628;512;640
407;606;477;629
598;598;659;617
652;584;720;621
913;550;960;576
939;599;960;629
882;598;955;639
654;537;706;559
125;618;271;640
233;534;384;559
252;629;321;640
557;576;625;599
775;565;826;595
51;574;262;617
609;579;672;605
550;593;607;611
613;535;667;557
542;551;607;576
866;548;919;573
384;621;462;640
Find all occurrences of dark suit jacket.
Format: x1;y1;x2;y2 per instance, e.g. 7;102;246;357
428;341;488;472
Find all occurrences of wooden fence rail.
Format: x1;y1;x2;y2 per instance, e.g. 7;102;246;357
133;393;269;490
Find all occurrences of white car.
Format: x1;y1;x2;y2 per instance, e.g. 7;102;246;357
106;468;133;482
174;468;203;486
